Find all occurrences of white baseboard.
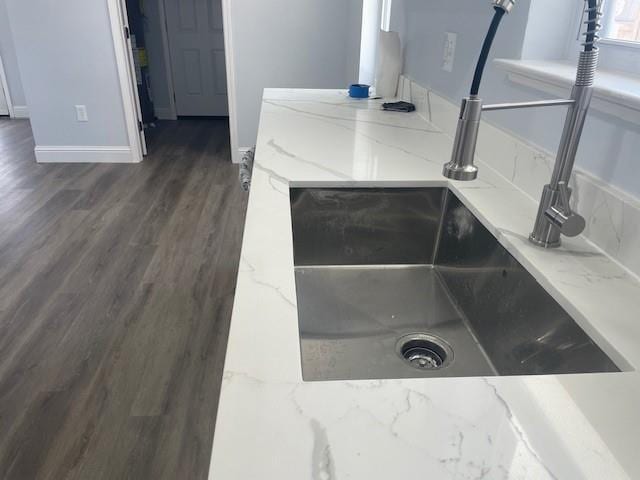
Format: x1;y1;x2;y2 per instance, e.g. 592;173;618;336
35;145;138;163
154;107;177;120
234;147;252;164
12;105;29;118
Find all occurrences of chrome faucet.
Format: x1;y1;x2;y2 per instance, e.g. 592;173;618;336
443;0;602;248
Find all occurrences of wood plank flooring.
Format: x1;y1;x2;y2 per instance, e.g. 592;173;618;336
0;118;248;479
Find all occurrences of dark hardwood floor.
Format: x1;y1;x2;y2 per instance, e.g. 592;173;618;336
0;118;248;479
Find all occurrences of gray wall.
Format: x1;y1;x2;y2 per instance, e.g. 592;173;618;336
521;0;578;62
229;0;363;148
0;0;26;107
5;0;129;147
391;0;640;199
391;0;532;103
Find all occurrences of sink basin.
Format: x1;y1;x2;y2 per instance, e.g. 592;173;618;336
290;187;620;381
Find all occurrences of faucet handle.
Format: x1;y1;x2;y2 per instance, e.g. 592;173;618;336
544;207;586;237
544;182;586;237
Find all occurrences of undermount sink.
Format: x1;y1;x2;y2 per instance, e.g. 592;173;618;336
289;187;620;381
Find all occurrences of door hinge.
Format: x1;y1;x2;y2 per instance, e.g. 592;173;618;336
124;26;130;39
138;120;143;132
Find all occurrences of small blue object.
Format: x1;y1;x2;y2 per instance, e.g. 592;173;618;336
349;84;370;98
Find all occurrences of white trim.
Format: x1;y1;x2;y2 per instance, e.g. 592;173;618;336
120;0;147;155
107;0;145;162
12;105;29;118
222;0;240;164
35;146;137;163
599;38;640;50
494;58;640;125
0;52;14;117
154;106;177;120
235;146;252;164
600;0;640;49
381;0;392;32
159;0;178;119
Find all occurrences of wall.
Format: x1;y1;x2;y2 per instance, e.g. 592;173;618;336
227;0;363;149
390;0;531;103
5;0;130;152
390;0;640;200
0;0;26;111
521;0;578;62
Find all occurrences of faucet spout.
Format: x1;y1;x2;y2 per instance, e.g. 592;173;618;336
443;96;575;182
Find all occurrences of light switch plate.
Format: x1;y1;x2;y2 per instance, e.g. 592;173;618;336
75;105;88;122
442;32;457;73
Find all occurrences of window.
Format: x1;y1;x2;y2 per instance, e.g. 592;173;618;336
381;0;392;32
602;0;640;43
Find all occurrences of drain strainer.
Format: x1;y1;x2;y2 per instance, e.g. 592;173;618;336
395;334;453;370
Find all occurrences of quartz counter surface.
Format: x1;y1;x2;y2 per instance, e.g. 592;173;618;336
209;89;640;479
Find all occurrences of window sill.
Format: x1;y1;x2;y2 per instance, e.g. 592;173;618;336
600;38;640;50
494;59;640;125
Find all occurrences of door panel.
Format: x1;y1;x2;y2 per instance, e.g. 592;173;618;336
183;49;203;94
0;58;8;116
165;0;229;116
0;84;8;116
178;0;197;31
212;49;227;94
208;0;224;30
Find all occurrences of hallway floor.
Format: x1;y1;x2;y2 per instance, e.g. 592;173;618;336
0;118;248;479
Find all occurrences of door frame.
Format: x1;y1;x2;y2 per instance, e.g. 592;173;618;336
221;0;240;163
0;52;14;117
107;0;146;162
109;0;239;163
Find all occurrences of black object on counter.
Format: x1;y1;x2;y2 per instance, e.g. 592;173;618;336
382;101;416;113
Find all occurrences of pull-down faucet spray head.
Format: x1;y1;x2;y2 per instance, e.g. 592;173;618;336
442;97;483;181
442;0;514;181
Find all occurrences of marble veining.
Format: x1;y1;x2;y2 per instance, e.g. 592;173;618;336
209;88;640;479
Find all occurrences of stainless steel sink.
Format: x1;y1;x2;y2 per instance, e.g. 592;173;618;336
290;187;620;381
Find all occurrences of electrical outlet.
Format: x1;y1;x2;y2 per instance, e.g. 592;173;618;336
442;32;457;73
75;105;88;122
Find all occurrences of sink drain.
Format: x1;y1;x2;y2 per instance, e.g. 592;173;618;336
395;334;453;370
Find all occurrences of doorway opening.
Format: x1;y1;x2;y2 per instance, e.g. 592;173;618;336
114;0;230;156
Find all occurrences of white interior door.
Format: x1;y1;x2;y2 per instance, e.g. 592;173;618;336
119;0;147;154
0;58;8;116
0;85;8;116
164;0;229;116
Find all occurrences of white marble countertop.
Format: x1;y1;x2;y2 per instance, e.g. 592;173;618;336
208;89;640;479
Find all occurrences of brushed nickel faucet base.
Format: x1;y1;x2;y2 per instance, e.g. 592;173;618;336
528;234;561;249
442;163;478;181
